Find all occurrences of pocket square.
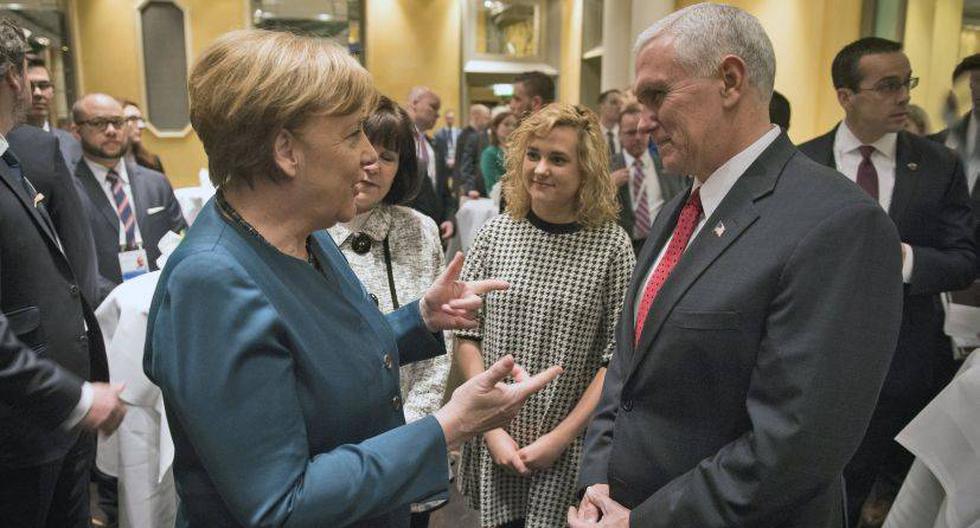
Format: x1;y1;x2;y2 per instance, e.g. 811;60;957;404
147;206;165;215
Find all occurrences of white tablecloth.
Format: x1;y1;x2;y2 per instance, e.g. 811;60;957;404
95;271;176;528
884;349;980;528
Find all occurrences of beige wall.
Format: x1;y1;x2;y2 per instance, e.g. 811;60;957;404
365;0;461;128
675;0;861;143
904;0;964;134
69;0;247;188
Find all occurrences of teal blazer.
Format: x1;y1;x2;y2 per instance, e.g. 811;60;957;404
144;199;448;527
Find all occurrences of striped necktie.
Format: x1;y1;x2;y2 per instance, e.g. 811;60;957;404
106;169;137;248
632;158;650;240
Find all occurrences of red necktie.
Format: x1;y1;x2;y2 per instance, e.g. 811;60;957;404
857;145;879;200
634;187;703;345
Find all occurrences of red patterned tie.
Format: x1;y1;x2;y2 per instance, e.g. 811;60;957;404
632;158;650;240
634;187;703;345
857;145;879;200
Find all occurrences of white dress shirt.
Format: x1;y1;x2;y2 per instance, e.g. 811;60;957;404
84;158;144;247
601;123;620;155
833;121;913;282
635;125;782;321
622;149;665;220
0;135;92;429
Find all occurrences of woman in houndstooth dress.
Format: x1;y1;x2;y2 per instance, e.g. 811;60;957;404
454;103;635;528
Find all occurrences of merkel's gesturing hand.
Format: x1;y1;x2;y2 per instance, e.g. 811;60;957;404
434;355;562;450
420;252;508;332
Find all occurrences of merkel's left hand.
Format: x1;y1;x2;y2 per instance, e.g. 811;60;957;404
567;487;630;527
421;252;508;331
518;432;567;472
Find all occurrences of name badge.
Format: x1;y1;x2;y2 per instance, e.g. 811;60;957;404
118;247;150;281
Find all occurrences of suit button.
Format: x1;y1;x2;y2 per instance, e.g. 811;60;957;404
69;284;80;297
383;354;393;369
621;399;633;412
391;395;402;410
78;334;88;344
369;293;379;306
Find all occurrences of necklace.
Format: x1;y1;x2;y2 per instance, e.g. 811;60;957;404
215;190;321;271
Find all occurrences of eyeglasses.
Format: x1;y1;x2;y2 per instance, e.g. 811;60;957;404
857;76;919;96
124;116;145;125
31;80;53;91
77;117;127;131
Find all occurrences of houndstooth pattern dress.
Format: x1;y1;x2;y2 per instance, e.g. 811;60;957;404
455;212;634;528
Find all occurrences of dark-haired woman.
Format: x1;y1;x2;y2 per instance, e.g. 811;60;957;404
327;96;450;526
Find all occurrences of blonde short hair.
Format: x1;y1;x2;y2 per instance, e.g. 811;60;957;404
502;103;619;229
189;29;375;187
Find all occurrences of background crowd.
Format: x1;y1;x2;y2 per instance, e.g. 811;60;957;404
1;2;978;528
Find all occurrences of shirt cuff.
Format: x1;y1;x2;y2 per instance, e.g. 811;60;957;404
901;243;914;283
62;381;93;430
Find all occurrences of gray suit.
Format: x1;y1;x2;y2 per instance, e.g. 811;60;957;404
610;150;687;245
50;126;82;171
579;133;904;527
74;159;187;301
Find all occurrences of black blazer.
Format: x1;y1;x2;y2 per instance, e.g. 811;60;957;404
74;158;187;301
580;133;904;527
407;136;456;226
799;127;976;404
0;151;107;469
7;125;101;306
50;126;82;171
929;113;980;269
0;313;82;430
610;150;687;240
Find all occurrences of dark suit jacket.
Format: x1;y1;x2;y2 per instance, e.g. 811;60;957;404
407;136;456;226
799;128;976;405
74;158;187;301
0;150;107;469
579;133;904;527
928;112;969;149
50;126;82;171
610;150;687;240
0;313;82;430
8;125;101;306
929;113;980;272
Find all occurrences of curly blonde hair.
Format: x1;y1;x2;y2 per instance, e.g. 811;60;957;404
502;103;619;229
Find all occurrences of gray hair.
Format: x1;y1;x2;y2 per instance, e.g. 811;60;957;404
635;3;776;102
0;18;28;77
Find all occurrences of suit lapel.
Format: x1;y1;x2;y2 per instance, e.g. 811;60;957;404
75;159;121;233
889;132;921;224
126;161;149;235
0;162;64;254
630;134;795;372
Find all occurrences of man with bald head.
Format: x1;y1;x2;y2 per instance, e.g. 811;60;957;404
572;4;903;527
455;103;492;196
405;86;455;239
72;93;185;301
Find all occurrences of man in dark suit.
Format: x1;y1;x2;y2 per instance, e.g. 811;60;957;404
570;5;904;527
405;86;455;240
798;37;976;527
71;93;186;302
454;103;491;197
24;57;81;169
609;102;686;253
0;18;125;526
7;124;101;306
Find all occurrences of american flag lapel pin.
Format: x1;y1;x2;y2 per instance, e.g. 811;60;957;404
713;221;725;237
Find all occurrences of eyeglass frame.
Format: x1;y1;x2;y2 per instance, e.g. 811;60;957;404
75;117;128;132
854;76;919;96
30;80;54;92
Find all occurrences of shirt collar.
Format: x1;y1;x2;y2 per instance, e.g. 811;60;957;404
696;125;781;220
622;148;653;169
42;121;50;132
328;206;392;246
0;134;8;158
836;120;897;160
84;157;129;187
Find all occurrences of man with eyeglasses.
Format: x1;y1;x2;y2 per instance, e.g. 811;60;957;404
800;37;976;528
71;93;186;303
22;57;81;167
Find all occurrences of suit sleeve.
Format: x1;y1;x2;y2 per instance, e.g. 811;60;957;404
147;254;448;527
0;313;83;429
630;201;904;527
161;178;188;236
906;156;976;295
